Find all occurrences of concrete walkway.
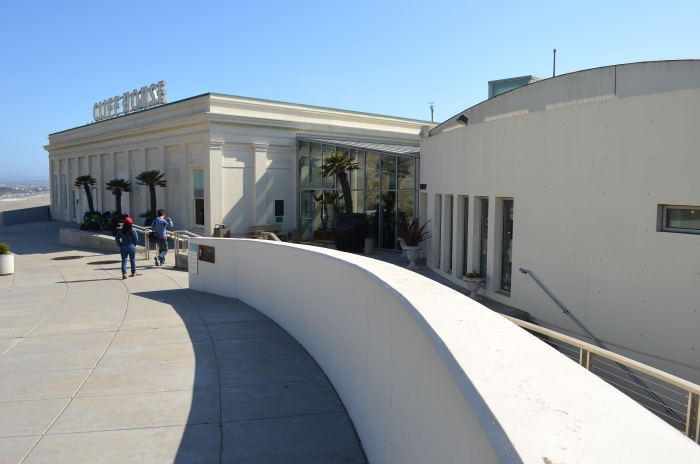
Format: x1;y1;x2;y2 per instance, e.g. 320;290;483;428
0;222;366;463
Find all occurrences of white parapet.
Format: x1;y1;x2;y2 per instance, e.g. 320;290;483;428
189;238;700;464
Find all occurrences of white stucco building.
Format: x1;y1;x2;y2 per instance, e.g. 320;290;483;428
45;93;433;240
420;60;700;384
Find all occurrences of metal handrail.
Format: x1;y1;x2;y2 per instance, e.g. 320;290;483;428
519;268;691;432
502;313;700;441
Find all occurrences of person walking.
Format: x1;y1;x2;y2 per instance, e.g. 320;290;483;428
151;209;173;266
115;217;138;279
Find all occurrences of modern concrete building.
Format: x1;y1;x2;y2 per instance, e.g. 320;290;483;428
45;93;433;242
420;60;700;385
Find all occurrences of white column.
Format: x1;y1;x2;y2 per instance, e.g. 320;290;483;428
486;196;497;292
253;143;269;225
96;154;103;211
290;144;297;230
205;141;224;236
453;195;465;277
180;142;188;229
466;195;477;275
158;146;166;211
440;195;452;273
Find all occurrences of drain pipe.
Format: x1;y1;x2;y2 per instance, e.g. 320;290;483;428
519;268;683;423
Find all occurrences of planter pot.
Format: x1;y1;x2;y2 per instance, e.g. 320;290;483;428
398;237;407;257
462;276;485;301
0;253;14;276
403;246;422;270
331;213;370;253
364;237;375;255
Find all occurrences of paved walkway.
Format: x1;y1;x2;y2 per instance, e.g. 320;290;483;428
0;222;366;463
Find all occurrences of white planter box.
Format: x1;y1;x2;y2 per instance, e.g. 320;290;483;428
0;253;14;276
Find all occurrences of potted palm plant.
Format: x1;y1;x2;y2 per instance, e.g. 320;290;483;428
135;170;167;224
74;175;97;213
395;217;431;270
320;152;369;252
0;243;13;276
462;271;485;301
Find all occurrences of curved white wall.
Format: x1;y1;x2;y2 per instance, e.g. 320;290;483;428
189;238;700;463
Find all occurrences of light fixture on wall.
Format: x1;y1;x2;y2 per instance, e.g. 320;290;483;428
457;115;469;125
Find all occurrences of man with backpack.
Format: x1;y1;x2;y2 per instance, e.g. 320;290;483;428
151;209;173;266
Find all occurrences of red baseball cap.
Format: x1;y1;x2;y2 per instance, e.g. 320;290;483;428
123;217;133;224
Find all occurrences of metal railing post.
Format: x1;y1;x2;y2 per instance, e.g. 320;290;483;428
687;393;700;442
579;349;594;372
145;233;149;260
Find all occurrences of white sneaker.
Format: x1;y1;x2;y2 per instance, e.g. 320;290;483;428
154;258;160;266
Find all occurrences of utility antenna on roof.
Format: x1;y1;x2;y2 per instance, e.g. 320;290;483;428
429;102;434;122
553;49;557;77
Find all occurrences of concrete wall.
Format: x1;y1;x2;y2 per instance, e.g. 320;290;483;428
59;228;145;255
0;205;50;226
188;238;700;463
420;60;700;385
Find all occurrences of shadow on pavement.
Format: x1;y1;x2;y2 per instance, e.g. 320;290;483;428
131;288;367;463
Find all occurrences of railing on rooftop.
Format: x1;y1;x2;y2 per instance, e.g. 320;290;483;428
503;314;700;442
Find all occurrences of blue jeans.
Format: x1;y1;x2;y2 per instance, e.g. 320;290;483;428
156;239;168;264
120;245;136;275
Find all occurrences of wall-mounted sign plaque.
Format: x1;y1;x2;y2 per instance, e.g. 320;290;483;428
198;245;215;263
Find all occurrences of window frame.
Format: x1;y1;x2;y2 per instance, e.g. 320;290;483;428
661;205;700;235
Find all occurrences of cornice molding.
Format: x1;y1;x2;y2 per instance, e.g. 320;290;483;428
45;114;210;152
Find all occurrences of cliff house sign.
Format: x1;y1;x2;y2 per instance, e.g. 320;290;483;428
93;80;167;122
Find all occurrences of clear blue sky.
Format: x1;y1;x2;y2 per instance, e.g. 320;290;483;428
1;0;698;179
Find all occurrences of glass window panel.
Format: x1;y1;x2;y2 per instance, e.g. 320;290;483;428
462;198;469;276
446;195;453;272
365;152;380;189
381;191;397;249
501;200;514;292
351;190;365;217
193;169;204;198
397;191;414;223
666;207;700;231
334;147;349;190
322;145;336;189
365;191;380;248
311;190;335;234
299;191;313;241
398;157;415;190
479;198;489;277
381;154;397;190
434;195;442;268
310;143;322;189
298;141;309;189
350;150;365;190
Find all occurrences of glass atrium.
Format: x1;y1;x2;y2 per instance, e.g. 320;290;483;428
297;138;419;250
